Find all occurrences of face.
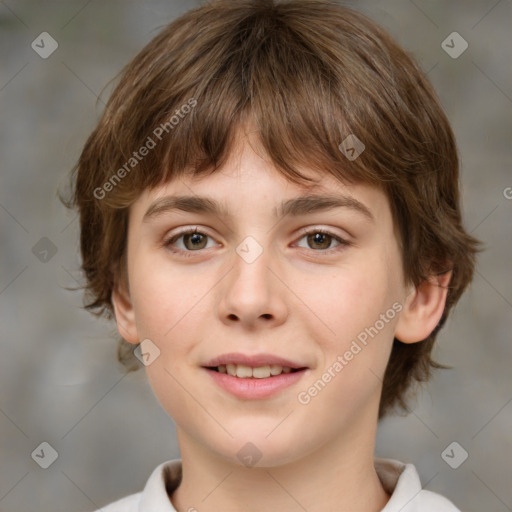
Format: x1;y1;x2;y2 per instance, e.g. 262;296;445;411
114;133;413;468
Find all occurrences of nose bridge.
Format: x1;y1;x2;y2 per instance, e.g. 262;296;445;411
217;233;287;325
231;234;274;298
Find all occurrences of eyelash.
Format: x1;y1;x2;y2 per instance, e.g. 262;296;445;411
162;226;350;258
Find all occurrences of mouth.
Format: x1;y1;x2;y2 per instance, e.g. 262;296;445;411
201;353;309;399
205;364;304;379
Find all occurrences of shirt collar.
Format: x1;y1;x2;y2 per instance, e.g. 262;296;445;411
137;458;424;512
138;459;181;511
376;458;425;512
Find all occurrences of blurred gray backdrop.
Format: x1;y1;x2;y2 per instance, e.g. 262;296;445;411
1;1;511;511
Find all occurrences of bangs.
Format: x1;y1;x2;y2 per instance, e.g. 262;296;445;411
92;2;411;210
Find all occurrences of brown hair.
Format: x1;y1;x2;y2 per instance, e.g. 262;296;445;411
63;0;480;418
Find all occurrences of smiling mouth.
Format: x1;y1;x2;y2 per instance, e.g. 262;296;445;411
206;364;305;378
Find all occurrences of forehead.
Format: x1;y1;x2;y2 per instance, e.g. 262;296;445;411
129;134;389;224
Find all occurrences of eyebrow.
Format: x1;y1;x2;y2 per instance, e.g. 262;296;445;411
142;193;374;222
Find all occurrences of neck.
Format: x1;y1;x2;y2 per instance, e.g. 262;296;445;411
170;415;389;512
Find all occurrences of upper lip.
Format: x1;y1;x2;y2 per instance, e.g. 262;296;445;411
202;353;307;369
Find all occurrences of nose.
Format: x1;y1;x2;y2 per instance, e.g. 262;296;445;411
216;239;288;329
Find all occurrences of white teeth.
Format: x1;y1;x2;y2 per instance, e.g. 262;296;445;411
217;364;294;378
270;365;282;375
252;365;271;379
236;364;253;378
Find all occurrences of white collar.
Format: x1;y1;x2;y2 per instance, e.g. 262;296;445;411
134;458;459;512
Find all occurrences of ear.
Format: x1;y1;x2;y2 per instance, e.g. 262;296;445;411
111;277;139;345
394;270;452;344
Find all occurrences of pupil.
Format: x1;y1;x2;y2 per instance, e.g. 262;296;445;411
309;232;330;249
186;233;205;249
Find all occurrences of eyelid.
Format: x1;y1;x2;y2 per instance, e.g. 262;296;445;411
295;225;351;242
292;226;351;253
162;225;351;256
163;226;216;246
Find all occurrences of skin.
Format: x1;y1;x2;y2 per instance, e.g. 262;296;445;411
112;127;451;512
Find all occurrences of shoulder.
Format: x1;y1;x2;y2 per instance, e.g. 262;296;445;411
375;458;461;512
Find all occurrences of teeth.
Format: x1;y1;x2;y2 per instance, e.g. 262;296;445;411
270;364;282;375
236;364;253;378
219;364;294;378
252;365;271;378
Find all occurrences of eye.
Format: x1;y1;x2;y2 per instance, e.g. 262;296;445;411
163;226;350;258
295;229;349;252
163;227;216;254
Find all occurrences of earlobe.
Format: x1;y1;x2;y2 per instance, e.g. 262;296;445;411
111;279;139;345
394;270;452;344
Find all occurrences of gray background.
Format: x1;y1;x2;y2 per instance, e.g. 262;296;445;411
1;1;511;511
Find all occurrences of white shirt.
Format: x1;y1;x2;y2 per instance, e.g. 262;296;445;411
93;458;460;511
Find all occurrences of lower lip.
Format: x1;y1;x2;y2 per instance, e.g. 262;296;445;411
204;368;307;400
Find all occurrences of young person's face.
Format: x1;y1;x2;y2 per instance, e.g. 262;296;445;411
114;131;413;467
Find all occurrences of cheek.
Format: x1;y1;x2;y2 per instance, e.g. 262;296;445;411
298;254;401;396
132;265;211;428
128;250;210;340
305;262;395;342
144;361;207;446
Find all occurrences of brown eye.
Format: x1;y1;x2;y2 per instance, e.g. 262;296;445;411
306;232;334;250
295;228;350;255
164;228;216;255
182;232;208;250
